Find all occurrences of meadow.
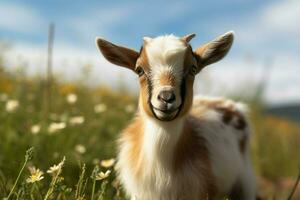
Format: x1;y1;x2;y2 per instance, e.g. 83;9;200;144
0;60;299;199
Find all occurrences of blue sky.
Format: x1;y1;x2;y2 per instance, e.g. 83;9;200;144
0;0;299;105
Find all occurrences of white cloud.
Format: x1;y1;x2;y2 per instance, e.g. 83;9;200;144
0;2;45;33
262;0;300;35
67;5;133;41
266;85;300;105
234;0;300;45
63;1;192;46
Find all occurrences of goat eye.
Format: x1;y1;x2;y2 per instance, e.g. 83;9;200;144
190;65;197;75
136;66;144;77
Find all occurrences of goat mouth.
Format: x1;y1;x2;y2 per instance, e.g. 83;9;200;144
151;104;180;121
153;106;179;114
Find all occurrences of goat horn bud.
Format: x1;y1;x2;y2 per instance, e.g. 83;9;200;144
182;33;196;43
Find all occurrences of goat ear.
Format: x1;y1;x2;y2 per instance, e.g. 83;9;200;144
194;31;234;68
96;37;139;70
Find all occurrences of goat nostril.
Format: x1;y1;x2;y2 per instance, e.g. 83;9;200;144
158;91;176;103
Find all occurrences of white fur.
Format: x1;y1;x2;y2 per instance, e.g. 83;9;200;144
145;34;186;82
118;112;206;200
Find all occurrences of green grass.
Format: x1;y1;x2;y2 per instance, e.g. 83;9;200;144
0;65;135;199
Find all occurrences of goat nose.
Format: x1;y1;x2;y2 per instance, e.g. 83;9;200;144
158;90;176;103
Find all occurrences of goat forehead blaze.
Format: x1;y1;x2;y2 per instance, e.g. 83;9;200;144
143;35;187;73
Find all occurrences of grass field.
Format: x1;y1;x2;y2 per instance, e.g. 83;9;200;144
0;63;299;199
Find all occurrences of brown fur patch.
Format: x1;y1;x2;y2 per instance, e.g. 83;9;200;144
136;46;150;71
136;46;154;118
239;134;247;154
159;72;175;86
173;117;217;199
235;115;246;130
120;117;144;178
191;98;248;155
139;77;153;117
216;107;247;130
215;107;248;154
183;46;198;71
193;98;247;130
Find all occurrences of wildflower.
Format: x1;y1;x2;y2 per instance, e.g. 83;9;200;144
75;144;86;154
26;167;44;183
5;100;19;113
47;156;65;176
66;93;77;104
69;116;85;125
95;170;111;180
125;104;135;113
30;124;41;135
0;93;8;102
94;103;107;113
48;122;66;133
100;158;115;168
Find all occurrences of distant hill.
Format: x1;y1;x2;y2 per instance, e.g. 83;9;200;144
266;103;300;122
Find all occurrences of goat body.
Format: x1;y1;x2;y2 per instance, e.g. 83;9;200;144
117;97;256;200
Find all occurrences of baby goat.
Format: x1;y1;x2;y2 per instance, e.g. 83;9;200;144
96;31;256;200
